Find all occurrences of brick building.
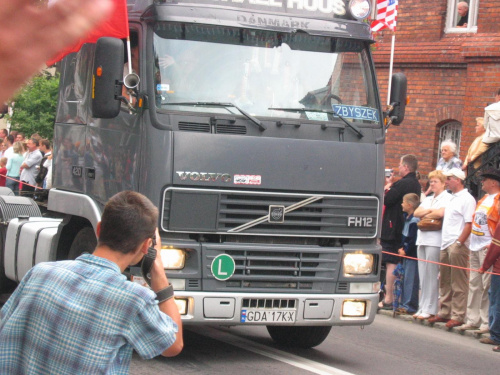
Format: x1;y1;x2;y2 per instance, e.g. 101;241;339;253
372;0;500;179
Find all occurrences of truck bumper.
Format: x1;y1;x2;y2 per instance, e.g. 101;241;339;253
172;291;379;326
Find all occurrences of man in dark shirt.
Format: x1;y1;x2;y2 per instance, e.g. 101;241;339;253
379;154;422;309
456;2;469;28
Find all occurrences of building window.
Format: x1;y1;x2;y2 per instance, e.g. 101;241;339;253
438;121;462;161
445;0;479;33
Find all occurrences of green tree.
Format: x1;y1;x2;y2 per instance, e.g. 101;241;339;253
7;72;59;140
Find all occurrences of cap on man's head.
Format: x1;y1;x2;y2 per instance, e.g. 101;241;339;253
481;168;500;183
444;168;466;180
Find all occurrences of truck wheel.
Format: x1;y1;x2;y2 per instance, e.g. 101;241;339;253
266;325;332;348
68;227;97;260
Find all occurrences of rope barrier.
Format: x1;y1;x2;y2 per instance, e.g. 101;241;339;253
0;174;43;191
382;250;500;276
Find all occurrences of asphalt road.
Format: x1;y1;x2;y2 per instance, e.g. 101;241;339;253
130;314;499;375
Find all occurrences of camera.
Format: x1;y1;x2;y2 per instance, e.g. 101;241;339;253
385;169;393;178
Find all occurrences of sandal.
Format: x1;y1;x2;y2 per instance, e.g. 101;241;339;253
377;301;393;310
494;346;500;353
396;307;408;315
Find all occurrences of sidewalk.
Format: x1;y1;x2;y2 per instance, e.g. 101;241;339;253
377;308;493;341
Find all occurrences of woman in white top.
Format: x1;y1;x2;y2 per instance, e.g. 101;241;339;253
413;170;452;320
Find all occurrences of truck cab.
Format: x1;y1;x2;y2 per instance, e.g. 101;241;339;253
0;0;407;348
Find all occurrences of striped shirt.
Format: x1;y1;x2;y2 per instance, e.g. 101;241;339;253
0;254;177;374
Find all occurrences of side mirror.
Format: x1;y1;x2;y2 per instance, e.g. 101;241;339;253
388;73;407;126
91;37;124;118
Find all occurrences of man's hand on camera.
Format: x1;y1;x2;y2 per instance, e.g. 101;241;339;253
150;229;169;292
148;229;184;357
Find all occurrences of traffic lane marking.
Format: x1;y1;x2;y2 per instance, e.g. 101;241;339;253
191;326;358;375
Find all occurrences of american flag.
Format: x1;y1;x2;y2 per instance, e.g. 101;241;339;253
371;0;398;32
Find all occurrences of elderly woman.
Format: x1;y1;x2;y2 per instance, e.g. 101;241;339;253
424;140;462;195
462;117;490;172
413;170;452;320
437;139;462;172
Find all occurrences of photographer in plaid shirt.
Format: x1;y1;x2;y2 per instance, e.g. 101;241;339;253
0;191;183;374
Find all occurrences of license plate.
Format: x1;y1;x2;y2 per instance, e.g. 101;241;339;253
240;309;296;323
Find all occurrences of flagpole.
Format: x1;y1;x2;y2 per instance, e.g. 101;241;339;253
387;31;395;106
126;37;132;75
126;36;133;103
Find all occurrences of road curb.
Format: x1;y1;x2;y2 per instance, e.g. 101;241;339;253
377;309;492;341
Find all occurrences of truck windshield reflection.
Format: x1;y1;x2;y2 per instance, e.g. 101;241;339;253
153;22;379;123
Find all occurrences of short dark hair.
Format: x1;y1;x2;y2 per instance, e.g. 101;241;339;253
98;191;158;254
40;139;51;150
6;135;14;144
29;137;39;147
401;154;418;173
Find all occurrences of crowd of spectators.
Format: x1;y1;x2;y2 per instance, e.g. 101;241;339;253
0;129;52;197
380;89;500;351
381;147;500;351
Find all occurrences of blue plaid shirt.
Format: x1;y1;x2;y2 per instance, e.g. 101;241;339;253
0;254;177;374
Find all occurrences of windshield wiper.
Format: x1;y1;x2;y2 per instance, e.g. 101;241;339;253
268;107;363;138
166;102;266;131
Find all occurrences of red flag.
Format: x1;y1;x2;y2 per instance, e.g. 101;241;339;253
47;0;129;66
371;0;398;32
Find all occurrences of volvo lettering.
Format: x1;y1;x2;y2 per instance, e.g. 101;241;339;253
176;171;232;182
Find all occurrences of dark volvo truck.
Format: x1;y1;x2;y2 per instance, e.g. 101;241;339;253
0;0;407;348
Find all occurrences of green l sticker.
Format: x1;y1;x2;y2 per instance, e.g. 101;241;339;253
211;254;235;281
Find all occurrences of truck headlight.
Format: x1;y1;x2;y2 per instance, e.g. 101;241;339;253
343;253;374;275
174;298;188;315
342;300;366;317
160;247;186;270
349;0;371;20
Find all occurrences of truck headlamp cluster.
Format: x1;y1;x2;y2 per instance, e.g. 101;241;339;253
160;247;186;270
343;253;374;275
349;0;371;20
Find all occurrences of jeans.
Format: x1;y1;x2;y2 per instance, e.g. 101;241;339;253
489;274;500;343
401;258;419;313
5;176;19;195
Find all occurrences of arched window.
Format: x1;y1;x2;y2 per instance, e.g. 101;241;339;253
438;121;462;161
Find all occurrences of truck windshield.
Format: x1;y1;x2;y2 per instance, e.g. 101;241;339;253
153;22;379;124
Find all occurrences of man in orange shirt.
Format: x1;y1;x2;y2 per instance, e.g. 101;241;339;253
479;198;500;350
459;169;500;333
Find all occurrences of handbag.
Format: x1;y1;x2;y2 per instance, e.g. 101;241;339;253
417;217;443;231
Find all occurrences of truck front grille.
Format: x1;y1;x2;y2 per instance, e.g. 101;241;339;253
203;244;341;292
162;188;379;238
